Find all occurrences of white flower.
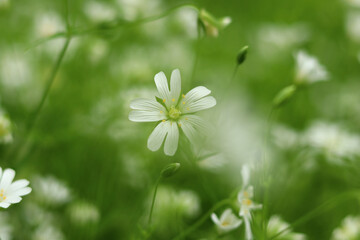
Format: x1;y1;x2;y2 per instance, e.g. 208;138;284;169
33;176;71;206
84;1;117;23
129;69;216;156
331;216;360;240
211;208;242;233
0;168;32;208
294;50;329;85
34;13;64;38
117;0;162;21
0;212;12;240
303;121;360;159
343;0;360;7
272;124;299;149
0;0;9;9
68;201;100;225
0;113;13;144
32;223;65;240
267;215;307;240
237;165;262;240
346;11;360;43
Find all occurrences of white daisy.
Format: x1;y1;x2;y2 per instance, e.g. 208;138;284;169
0;168;32;208
294;50;329;85
129;69;216;156
211;208;242;233
331;216;360;240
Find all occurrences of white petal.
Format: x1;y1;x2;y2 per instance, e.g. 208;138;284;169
154;71;171;107
178;115;209;143
7;179;29;194
130;98;166;112
164;122;179;156
8;186;32;197
0;169;15;190
183;86;211;103
220;208;233;222
129;110;166;122
4;196;22;204
147;121;169;151
0;167;3;180
241;165;250;188
182;96;216;113
170;69;181;103
244;217;253;240
0;202;10;208
211;213;221;225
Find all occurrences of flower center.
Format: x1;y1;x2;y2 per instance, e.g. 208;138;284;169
168;106;181;120
0;189;7;202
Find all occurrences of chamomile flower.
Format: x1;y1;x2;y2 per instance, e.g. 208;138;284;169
294;50;329;85
0;168;32;208
331;216;360;240
129;69;216;156
211;208;242;233
0;113;13;144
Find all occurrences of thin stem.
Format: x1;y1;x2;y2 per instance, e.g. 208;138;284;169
172;198;232;240
148;176;162;226
28;3;199;50
261;107;276;240
269;191;360;240
11;37;71;165
190;20;203;84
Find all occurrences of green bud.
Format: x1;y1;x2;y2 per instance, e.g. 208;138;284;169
161;163;181;178
198;9;231;37
237;46;249;65
273;85;297;107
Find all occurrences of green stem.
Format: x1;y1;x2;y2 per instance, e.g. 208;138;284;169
12;37;71;165
29;3;199;49
172;198;232;240
148;176;162;226
269;191;360;240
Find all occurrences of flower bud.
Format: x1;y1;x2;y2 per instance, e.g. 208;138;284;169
273;85;297;107
161;163;181;178
237;46;249;65
198;9;231;37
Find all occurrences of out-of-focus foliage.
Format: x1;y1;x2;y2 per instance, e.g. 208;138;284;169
1;0;360;239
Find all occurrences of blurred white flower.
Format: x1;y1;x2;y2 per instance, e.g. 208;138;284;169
155;186;201;219
117;0;162;21
346;11;360;43
24;202;56;226
34;13;64;38
0;0;9;9
33;176;71;206
0;168;32;208
174;8;198;38
68;201;100;225
294;50;329;85
84;1;117;23
0;49;31;88
198;9;231;37
256;23;310;60
211;208;242;233
267;215;307;240
331;216;360;240
198;153;226;171
272;125;299;149
88;39;109;63
343;0;360;7
0;212;12;240
129;69;216;156
303;121;360;159
32;223;64;240
0;113;13;144
237;165;262;240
